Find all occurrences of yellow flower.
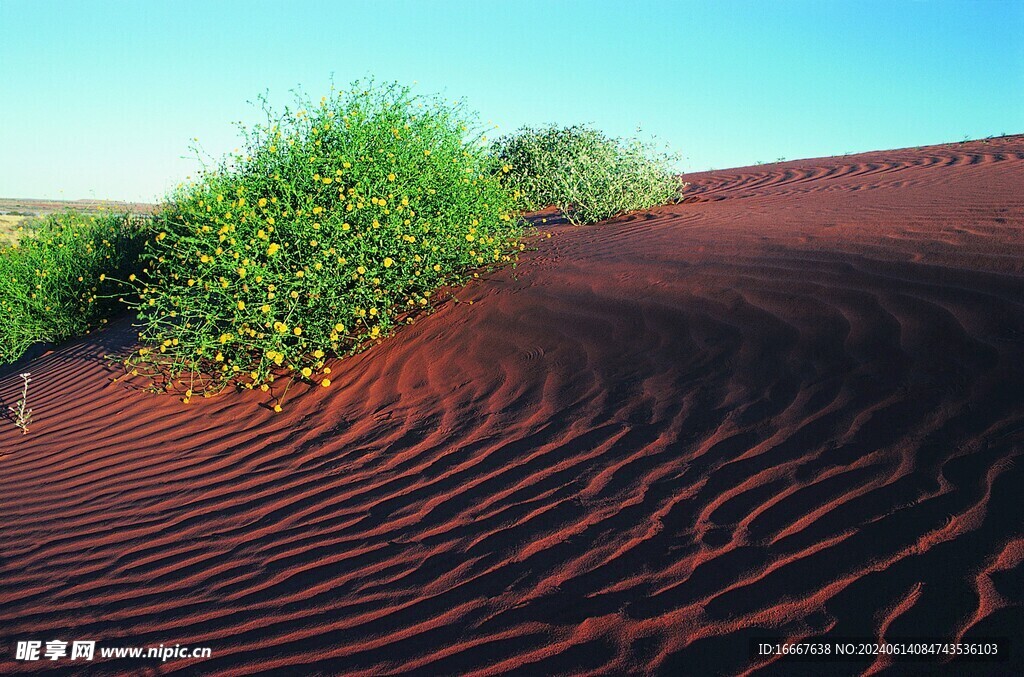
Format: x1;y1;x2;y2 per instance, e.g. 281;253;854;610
99;274;106;281
237;267;247;278
201;254;211;263
301;367;312;378
388;173;396;182
258;198;267;207
383;257;394;268
219;333;233;343
237;300;245;310
293;326;302;336
313;349;324;358
334;323;345;332
357;266;366;275
267;243;281;256
261;304;271;313
320;378;331;388
273;404;282;413
128;274;136;281
323;367;331;374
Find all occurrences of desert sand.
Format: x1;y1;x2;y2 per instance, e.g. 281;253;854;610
1;136;1023;674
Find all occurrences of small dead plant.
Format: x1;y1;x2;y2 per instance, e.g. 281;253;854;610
8;372;32;434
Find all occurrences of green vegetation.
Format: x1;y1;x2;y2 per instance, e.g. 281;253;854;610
491;124;683;225
0;84;687;404
119;81;523;402
0;211;147;364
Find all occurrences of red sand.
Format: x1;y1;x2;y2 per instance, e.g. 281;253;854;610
2;137;1023;675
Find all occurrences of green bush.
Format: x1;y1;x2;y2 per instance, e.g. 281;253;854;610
122;81;523;401
0;211;148;365
491;124;683;225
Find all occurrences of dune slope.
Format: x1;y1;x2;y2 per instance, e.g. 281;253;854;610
2;136;1024;675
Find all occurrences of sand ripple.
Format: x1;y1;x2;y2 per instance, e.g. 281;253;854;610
2;136;1023;674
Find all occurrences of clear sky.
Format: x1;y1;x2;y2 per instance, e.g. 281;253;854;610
1;0;1021;202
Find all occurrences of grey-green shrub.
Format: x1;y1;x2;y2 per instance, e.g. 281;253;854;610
491;124;683;225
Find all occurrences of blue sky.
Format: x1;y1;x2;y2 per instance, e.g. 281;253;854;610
1;0;1021;201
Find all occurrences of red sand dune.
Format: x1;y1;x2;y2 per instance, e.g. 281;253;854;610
2;137;1024;675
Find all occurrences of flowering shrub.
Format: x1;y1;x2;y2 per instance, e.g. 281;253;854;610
0;211;147;365
121;82;523;401
492;124;683;225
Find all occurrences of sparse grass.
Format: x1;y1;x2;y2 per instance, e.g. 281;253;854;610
0;215;37;245
118;81;523;403
0;210;148;365
491;124;683;225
